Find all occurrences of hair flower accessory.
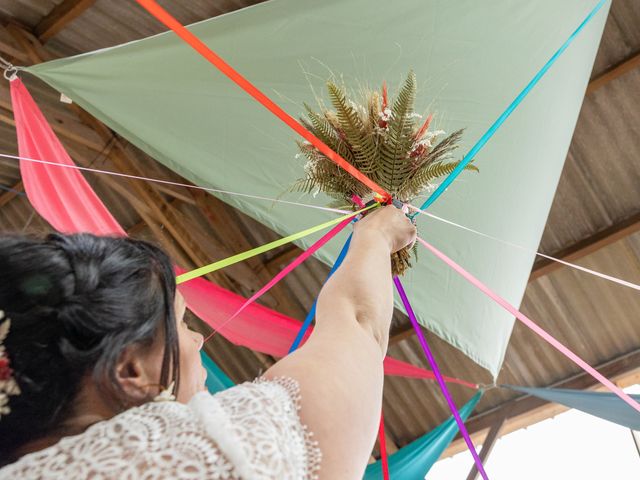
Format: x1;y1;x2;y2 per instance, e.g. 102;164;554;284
0;310;21;419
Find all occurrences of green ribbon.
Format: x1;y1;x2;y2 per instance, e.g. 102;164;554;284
176;204;376;284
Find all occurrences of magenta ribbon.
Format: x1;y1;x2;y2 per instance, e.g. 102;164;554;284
210;217;353;338
393;276;489;480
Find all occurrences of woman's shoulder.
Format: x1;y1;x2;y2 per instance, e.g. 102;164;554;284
0;399;239;480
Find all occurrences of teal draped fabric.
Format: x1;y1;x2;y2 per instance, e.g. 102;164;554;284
201;351;235;394
506;385;640;430
364;392;482;479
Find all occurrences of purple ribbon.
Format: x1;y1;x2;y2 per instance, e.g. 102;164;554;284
393;276;489;479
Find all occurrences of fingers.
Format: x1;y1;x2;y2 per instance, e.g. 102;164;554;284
379;204;417;252
354;202;417;252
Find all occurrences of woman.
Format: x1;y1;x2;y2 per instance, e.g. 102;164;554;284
0;204;416;479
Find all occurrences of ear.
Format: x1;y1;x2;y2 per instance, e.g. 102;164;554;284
115;344;160;402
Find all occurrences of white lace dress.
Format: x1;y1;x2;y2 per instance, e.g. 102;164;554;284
0;377;321;479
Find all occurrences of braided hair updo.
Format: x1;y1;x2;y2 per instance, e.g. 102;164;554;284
0;233;180;463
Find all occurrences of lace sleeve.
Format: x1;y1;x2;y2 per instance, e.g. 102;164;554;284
0;377;321;480
189;377;321;480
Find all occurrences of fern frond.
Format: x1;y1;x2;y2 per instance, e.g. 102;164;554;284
303;104;358;167
365;90;382;133
410;128;464;172
398;160;478;199
327;82;378;174
378;71;418;192
428;129;464;163
289;177;319;194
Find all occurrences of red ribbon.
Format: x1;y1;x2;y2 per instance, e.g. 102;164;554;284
378;413;390;480
135;0;391;202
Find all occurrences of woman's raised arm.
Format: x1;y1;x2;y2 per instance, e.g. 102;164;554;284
264;205;416;479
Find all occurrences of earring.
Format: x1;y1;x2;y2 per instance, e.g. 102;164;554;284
153;381;176;402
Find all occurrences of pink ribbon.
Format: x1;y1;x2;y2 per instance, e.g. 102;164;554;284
417;237;640;414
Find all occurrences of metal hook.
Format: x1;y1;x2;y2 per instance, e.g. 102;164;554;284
3;67;18;81
478;382;498;391
0;55;21;81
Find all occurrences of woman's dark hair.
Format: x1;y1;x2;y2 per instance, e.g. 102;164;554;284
0;233;179;463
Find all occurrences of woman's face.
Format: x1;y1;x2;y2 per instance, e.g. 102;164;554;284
173;292;207;403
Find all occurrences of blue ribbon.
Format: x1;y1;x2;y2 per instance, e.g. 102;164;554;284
288;234;352;353
415;0;607;214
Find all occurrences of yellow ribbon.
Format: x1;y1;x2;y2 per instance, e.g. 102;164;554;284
176;204;376;284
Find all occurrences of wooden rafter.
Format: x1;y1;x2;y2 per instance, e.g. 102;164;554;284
384;431;399;455
372;430;399;463
153;183;197;205
388;320;415;346
0;25;28;62
0;180;23;208
262;244;302;272
35;0;97;42
530;211;640;280
587;51;640;95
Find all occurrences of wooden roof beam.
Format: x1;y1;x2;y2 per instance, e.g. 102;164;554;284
35;0;97;43
0;25;29;63
530;210;640;280
587;50;640;95
371;422;400;462
388;320;416;346
0;180;23;208
465;413;508;480
263;245;303;272
0;107;105;153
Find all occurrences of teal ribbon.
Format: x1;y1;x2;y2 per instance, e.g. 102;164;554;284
415;0;607;214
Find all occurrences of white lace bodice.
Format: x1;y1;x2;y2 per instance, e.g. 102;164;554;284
0;377;321;479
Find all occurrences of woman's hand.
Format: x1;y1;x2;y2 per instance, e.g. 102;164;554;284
353;204;417;253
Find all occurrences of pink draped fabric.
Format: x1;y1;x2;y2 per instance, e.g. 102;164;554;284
12;78;125;236
10;77;475;388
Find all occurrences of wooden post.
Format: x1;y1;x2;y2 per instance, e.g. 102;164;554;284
465;414;507;480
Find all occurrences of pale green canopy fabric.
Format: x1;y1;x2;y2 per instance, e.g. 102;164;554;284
26;0;609;377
